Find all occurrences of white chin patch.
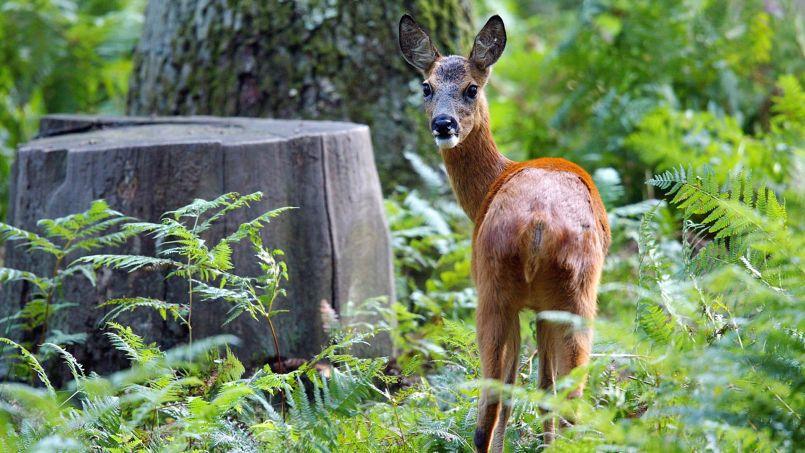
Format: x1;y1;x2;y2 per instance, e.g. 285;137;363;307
434;135;460;150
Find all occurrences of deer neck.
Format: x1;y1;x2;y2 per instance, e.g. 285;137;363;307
440;109;511;222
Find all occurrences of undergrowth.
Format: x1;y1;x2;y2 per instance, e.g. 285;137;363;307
0;38;802;453
1;162;801;451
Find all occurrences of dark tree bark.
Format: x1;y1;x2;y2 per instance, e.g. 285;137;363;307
127;0;473;189
2;115;393;383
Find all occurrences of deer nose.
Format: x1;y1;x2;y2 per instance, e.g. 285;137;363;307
431;115;458;138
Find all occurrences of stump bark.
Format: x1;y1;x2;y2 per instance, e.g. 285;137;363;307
3;114;394;380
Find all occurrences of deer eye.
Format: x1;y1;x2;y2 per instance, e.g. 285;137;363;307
422;82;432;98
465;85;478;99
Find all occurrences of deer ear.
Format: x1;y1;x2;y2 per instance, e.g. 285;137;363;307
399;14;441;74
469;15;506;71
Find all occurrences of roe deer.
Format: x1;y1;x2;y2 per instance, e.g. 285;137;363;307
399;14;610;452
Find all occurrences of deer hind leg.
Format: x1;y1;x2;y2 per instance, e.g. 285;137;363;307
489;318;521;453
538;319;594;442
536;319;558;443
473;290;521;453
536;293;595;443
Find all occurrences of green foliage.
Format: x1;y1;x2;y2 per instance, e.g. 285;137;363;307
628;76;805;187
0;200;134;367
0;338;53;393
78;192;291;348
0;195;300;450
1;173;802;452
0;0;803;451
384;154;479;370
0;0;145;220
649;166;802;291
486;0;804;199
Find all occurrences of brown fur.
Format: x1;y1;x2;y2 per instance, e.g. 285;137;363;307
400;14;609;452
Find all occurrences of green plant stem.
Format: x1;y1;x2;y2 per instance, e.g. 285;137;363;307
187;264;193;349
263;289;285;415
187;214;200;349
391;401;409;448
38;237;72;351
267;316;282;373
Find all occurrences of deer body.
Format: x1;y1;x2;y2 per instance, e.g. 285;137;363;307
399;15;609;452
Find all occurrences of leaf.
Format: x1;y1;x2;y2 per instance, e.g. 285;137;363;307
41;342;85;381
0;267;46;290
223;207;296;244
0;337;53;393
0;223;60;255
75;254;179;272
103;322;163;365
98;298;188;326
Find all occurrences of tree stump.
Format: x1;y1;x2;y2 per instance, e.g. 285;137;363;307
3;115;394;380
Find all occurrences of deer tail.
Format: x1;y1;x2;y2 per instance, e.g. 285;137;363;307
519;214;603;286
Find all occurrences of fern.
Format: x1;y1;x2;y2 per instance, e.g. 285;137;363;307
76;254;179;272
223;206;296;244
283;367;378;449
98;297;188;326
648;166;802;290
80;192;291;354
637;304;676;345
103;322;162;365
0;338;53;393
0;200;135;360
0;223;59;255
40;343;85;381
0;267;44;289
67;396;127;448
635;203;691;346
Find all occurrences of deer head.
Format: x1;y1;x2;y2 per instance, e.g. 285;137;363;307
399;14;506;150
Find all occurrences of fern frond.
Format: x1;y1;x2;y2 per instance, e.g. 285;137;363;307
0;267;46;291
57;264;97;287
325;368;375;416
36;200;124;240
637;304;677;345
195;192;265;233
41;343;85;381
0;338;53;393
404;192;451;236
163;335;239;365
122;220;183;239
404;151;444;190
65;229;139;254
75;254;179;272
0;223;60;255
648;166;800;288
164;192;242;220
98;298;188;326
210;241;233;271
42;330;87;348
287;377;316;426
127;375;201;428
103;322;162;365
68;396;123;447
223;206;296;244
73;215;133;239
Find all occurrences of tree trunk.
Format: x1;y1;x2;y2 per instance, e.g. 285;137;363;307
2;115;394;383
127;0;473;189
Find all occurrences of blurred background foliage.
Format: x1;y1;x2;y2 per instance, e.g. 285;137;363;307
483;0;803;198
0;0;144;220
0;0;803;450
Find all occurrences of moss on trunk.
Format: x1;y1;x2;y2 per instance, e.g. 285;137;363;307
128;0;473;189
